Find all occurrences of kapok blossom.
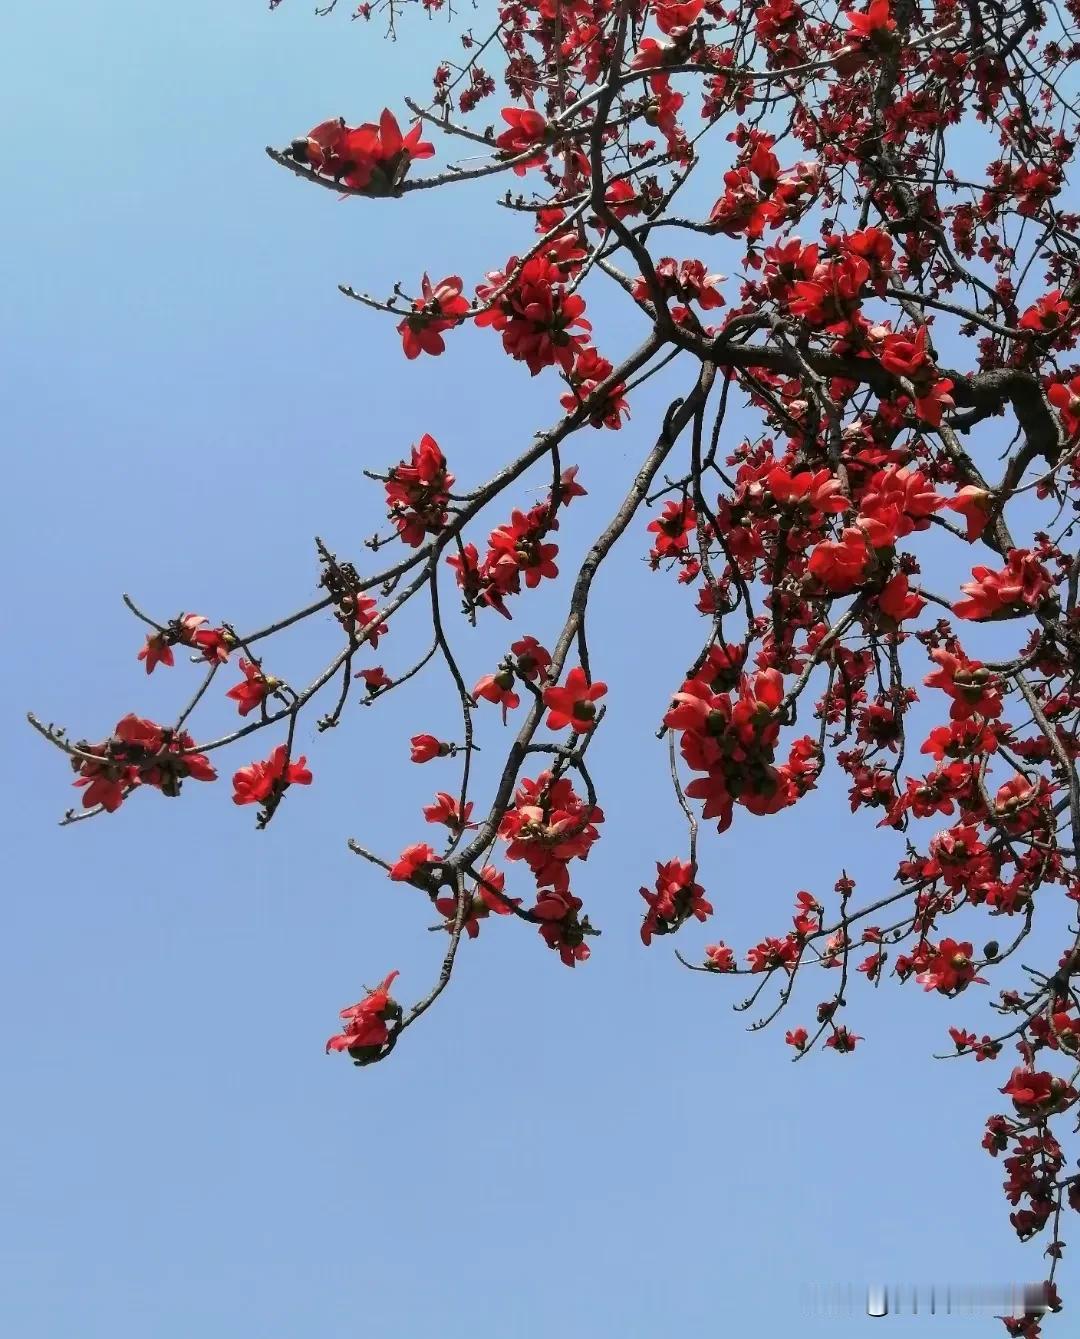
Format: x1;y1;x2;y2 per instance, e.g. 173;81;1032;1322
232;746;312;806
326;971;402;1061
543;667;607;731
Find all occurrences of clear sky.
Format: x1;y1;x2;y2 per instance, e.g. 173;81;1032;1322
3;3;1074;1336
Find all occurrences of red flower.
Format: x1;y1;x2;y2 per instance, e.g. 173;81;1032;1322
476;255;592;376
350;594;389;648
1047;375;1080;437
434;865;519;939
487;509;560;590
398;275;470;359
231;745;312;806
786;1027;809;1050
498;770;604;879
1001;1067;1077;1116
604;179;641;220
876;571;924;626
825;1026;862;1053
709;167;777;241
530;886;592;967
631;38;670;71
137;632;174;674
423;792;476;831
543;667;608;731
767;466;847;518
920;717;999;761
952;549;1052;621
915;939;987;994
474;669;520;724
639;858;712;945
511;636;552;681
654;0;703;34
326;971;401;1058
807;527;871;592
858;466;943;547
72;714;216;812
385;433;454;545
747;935;801;973
635;258;727;315
389;842;438;883
292;109;433;192
945;485;993;541
136;613;230;674
914;378;954;427
410;733;449;763
842;0;895;47
877;324;934;381
225;658;278;717
993;776;1049;834
495;107;549;174
1019;290;1071;334
787;255;868;327
704;942;735;971
647;498;698;559
845;0;894;33
356;666;391;694
555;467;587;507
559;347;629;429
924;649;1003;720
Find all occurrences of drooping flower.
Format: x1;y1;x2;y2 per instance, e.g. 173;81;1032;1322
326;971;401;1059
474;669;520;724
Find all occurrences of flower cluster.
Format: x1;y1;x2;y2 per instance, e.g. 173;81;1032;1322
72;715;216;813
498;770;604;966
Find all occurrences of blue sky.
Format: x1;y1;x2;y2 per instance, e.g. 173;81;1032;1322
3;3;1074;1336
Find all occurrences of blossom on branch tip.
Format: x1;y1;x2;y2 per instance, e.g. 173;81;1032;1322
410;734;450;763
